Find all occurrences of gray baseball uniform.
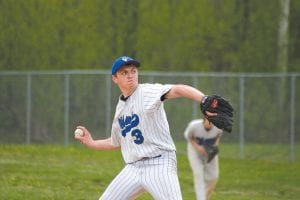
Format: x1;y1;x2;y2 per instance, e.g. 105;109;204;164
184;119;222;200
99;83;182;200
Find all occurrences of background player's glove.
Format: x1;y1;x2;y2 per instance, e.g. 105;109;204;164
204;145;219;163
200;95;234;133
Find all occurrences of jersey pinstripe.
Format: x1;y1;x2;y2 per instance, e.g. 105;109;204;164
111;83;176;163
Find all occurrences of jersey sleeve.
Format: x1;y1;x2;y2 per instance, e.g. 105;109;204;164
142;83;173;112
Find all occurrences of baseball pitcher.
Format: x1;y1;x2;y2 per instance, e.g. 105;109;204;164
75;56;221;200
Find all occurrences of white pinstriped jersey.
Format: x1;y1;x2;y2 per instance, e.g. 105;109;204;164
184;119;222;140
111;83;176;163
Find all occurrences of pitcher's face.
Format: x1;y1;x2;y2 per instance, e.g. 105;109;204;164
112;65;138;91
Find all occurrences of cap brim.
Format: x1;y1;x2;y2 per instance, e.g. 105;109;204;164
125;60;140;67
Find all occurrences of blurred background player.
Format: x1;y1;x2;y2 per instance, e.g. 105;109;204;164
75;56;215;200
184;117;223;200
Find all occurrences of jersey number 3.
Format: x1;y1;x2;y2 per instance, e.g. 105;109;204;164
118;114;144;144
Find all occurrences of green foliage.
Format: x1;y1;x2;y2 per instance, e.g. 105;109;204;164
0;144;299;200
0;0;299;72
290;0;300;71
234;0;280;72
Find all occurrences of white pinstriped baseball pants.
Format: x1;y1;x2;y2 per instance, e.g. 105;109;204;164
99;151;182;200
187;143;219;200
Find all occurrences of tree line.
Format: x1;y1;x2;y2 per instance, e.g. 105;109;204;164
0;0;299;72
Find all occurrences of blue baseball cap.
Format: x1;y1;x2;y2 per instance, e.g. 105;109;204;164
111;56;140;75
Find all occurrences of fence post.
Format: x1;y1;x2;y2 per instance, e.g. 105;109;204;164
64;74;70;145
26;73;32;144
239;76;245;159
290;75;295;161
105;75;112;137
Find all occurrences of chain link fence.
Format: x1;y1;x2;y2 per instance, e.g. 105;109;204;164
0;71;299;161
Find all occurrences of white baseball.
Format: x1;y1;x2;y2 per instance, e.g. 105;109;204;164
74;128;84;137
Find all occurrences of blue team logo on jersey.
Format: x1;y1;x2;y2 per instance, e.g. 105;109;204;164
118;114;144;144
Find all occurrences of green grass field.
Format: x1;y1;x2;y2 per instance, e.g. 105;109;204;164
1;143;299;200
